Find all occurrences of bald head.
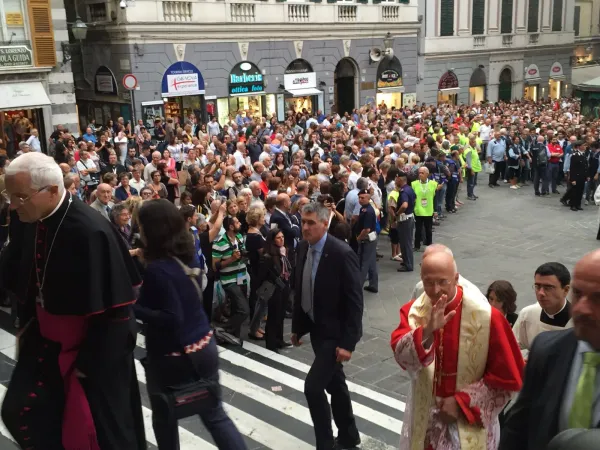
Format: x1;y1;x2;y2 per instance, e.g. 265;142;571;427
571;249;600;350
276;193;291;212
421;252;457;277
423;244;454;259
421;251;459;303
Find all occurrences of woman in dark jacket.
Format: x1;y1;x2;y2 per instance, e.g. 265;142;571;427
134;199;246;450
257;229;292;352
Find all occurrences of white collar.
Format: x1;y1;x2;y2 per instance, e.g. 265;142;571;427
40;190;67;222
544;298;568;319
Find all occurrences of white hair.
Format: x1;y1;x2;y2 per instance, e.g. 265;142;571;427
239;187;252;196
6;152;65;195
318;162;329;173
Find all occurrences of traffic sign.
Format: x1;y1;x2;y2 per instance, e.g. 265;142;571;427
123;73;138;90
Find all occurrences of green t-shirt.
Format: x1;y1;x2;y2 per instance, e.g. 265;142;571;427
212;232;247;286
411;179;438;216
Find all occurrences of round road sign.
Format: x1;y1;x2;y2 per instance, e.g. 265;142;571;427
123;74;138;90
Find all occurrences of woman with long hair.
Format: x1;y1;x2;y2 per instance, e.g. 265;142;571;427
246;205;267;340
162;147;178;179
135;199;246;449
486;280;518;326
257;228;292;352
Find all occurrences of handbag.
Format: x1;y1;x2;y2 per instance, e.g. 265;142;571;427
484;162;495;174
143;257;222;419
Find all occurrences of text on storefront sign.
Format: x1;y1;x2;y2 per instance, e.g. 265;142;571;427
0;45;33;68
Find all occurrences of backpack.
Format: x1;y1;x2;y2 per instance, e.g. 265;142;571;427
536;145;549;166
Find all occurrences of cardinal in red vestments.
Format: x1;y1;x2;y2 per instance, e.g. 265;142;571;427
390;251;524;450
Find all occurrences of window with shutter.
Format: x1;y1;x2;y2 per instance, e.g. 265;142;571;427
574;6;580;36
500;0;513;34
440;0;454;36
471;0;485;35
28;0;56;67
552;0;563;31
527;0;539;32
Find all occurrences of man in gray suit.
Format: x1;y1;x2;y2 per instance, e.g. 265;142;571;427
90;183;114;220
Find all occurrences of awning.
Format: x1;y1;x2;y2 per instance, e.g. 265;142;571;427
524;78;542;84
230;91;266;97
0;82;51;111
377;86;406;93
439;87;460;94
286;87;322;97
550;75;566;80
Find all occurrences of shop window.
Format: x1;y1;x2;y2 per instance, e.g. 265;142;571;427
217;98;229;125
439;0;454;36
551;0;563;31
471;0;485;35
0;0;28;42
527;0;539;32
500;0;513;34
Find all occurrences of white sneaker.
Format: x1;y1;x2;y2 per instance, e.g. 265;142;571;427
510;185;518;190
503;179;508;183
585;200;589;206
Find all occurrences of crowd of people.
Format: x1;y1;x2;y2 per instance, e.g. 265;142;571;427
0;95;598;450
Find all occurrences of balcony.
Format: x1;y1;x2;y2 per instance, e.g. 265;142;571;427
124;0;418;30
473;36;485;49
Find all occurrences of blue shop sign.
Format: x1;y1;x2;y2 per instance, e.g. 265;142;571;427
161;61;205;97
229;61;265;96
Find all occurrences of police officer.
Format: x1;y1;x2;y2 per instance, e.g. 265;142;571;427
355;189;378;293
566;140;589;211
395;172;416;273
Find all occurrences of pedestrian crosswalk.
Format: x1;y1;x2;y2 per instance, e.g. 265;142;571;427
0;309;404;449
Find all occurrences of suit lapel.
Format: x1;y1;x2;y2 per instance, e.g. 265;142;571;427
543;330;578;434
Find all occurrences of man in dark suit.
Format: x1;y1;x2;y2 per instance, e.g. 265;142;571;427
101;152;127;178
292;201;363;450
270;193;300;251
500;249;600;450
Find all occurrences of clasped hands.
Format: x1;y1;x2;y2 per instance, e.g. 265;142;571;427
437;396;462;424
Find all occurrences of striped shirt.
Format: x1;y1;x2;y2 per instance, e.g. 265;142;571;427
212;232;247;286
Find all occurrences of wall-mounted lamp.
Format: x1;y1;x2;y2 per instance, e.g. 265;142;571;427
61;15;88;64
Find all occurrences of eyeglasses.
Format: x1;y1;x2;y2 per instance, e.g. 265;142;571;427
1;185;51;206
533;283;557;292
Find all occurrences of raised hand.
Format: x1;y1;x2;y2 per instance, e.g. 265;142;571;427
423;294;456;344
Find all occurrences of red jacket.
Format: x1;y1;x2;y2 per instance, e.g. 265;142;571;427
547;142;563;163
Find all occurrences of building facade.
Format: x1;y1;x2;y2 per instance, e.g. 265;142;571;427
0;0;78;152
417;0;576;104
69;0;419;128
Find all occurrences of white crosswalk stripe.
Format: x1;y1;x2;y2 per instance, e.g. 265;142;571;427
0;316;404;450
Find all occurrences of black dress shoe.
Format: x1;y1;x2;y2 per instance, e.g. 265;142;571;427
247;332;264;341
577;207;584;210
363;286;378;293
560;200;569;206
571;207;579;211
397;266;413;272
278;341;292;348
334;437;361;449
266;347;279;354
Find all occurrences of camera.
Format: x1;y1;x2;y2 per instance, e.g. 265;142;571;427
119;0;127;9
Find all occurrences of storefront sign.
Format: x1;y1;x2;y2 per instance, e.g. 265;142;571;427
284;72;316;91
229;61;265;95
550;62;564;78
161;61;205;97
5;13;23;26
0;45;32;68
376;56;403;89
94;66;118;95
525;64;540;81
403;93;417;108
438;71;459;90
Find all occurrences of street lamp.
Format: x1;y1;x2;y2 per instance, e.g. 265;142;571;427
383;32;394;58
62;15;88;64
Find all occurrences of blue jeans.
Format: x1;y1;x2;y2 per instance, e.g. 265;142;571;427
434;184;447;216
548;163;560;192
467;172;477;198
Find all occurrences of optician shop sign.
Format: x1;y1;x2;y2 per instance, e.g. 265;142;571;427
284;72;317;91
229;61;265;95
161;61;206;97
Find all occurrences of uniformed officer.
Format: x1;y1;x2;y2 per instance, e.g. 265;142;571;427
566;140;589;211
355;189;378;293
395;172;416;273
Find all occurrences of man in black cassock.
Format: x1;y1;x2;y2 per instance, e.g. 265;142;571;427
0;152;146;449
565;141;589;212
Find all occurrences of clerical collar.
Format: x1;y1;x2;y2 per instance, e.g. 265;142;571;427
540;299;571;327
40;190;67;222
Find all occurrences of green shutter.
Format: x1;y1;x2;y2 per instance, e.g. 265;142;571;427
373;0;382;4
471;0;485;35
440;0;454;36
356;0;368;4
327;0;337;3
574;6;581;36
552;0;563;31
309;0;322;3
399;0;409;3
500;0;513;34
527;0;539;32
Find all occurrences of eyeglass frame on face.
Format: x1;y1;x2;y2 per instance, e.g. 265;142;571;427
2;185;52;206
422;279;452;288
533;283;558;293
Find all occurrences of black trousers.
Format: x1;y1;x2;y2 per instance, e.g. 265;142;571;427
570;180;586;208
265;285;289;351
397;217;415;271
414;215;433;249
489;161;506;185
304;337;359;450
145;339;246;450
